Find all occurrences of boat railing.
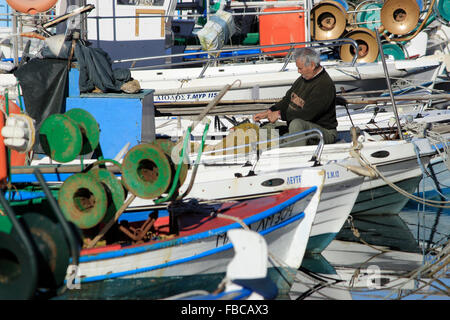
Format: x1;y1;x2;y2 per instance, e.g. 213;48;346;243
115;38;359;75
198;127;324;166
275;128;325;165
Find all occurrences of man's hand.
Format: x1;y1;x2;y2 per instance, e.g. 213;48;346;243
267;110;281;123
253;110;269;122
253;110;281;123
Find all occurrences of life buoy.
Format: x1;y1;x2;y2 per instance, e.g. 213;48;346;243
6;0;58;15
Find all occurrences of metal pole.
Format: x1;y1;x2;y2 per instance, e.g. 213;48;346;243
11;10;19;66
80;0;88;41
305;0;311;43
375;28;404;140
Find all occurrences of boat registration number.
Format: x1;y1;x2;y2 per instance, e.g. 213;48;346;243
326;170;340;179
155;92;219;102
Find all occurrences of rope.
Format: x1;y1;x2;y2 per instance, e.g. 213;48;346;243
177;120;210;200
344;215;397;289
349;140;450;209
382;240;450;300
154;126;192;204
294;267;345;300
215;213;250;230
347;215;392;254
295;239;450;299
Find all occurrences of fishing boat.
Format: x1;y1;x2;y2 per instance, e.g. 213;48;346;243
133;55;445;104
0;107;325;299
336;108;450;141
0;179;279;300
57;171;323;299
230;135;437;216
173;125;438;217
1;0;445;263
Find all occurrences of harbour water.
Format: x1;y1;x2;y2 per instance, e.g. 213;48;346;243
289;201;450;300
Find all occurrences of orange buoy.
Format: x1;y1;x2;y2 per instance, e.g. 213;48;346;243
6;0;58;15
0;97;27;174
0;109;7;182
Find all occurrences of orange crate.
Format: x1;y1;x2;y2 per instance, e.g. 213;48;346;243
259;6;306;57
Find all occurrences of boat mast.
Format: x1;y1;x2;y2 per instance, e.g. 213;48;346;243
375;28;404;140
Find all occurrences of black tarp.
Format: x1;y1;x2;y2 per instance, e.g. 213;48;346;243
74;43;131;93
14;58;69;152
41;40;131;93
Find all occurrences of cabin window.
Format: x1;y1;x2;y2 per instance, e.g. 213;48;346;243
117;0;165;6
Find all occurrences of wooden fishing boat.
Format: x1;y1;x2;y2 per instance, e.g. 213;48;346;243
255;137;437;215
57;172;323;299
154;117;439;217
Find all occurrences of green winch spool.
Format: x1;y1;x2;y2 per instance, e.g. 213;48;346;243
121;143;172;199
0;231;36;299
15;212;70;289
58;172;108;229
355;2;383;31
0;214;12;234
39;108;100;163
65;108;100;155
86;168;126;223
154;138;188;188
0;212;71;298
437;0;450;22
378;43;406;61
39;114;83;163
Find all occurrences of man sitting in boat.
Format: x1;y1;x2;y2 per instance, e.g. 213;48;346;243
252;47;337;147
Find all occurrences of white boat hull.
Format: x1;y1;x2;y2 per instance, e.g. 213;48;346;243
131;59;442;103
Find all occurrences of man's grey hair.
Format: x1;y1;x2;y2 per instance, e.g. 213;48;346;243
294;48;321;67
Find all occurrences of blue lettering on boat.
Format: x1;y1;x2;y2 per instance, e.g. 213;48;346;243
286;175;301;185
215;204;296;247
254;204;295;233
326;170;340;179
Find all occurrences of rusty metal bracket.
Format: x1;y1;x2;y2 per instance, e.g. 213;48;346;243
118;211;158;243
